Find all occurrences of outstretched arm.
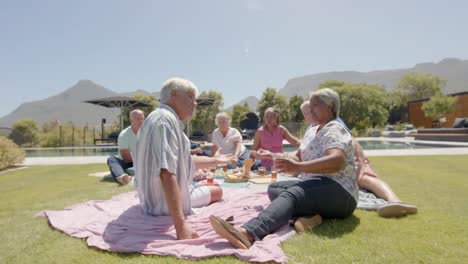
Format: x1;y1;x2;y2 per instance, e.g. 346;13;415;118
192;154;235;169
275;148;345;174
280;126;301;148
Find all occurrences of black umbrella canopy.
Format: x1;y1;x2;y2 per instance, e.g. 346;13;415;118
84;96;152;130
84;96;152;108
196;97;215;106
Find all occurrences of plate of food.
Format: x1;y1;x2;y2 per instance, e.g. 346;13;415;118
224;172;248;183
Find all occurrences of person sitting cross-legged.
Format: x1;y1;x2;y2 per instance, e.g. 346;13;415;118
210;88;358;249
210;112;250;168
106;109;145;185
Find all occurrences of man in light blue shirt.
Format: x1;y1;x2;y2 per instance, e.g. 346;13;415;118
106;109;144;185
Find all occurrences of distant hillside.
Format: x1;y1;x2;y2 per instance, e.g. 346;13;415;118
0;80;121;127
224;96;259;112
279;58;468;98
1;57;467;128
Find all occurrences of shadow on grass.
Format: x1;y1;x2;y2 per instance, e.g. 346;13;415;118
311;214;360;238
100;177;116;183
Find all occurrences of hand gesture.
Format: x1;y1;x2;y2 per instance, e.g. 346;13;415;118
255;149;273;159
275;157;298;174
216;154;236;166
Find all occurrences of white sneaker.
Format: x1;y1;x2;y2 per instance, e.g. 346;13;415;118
116;174;131;185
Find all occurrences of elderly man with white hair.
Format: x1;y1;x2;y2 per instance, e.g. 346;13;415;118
134;77;234;240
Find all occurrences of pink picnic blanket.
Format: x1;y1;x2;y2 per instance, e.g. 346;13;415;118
38;188;296;263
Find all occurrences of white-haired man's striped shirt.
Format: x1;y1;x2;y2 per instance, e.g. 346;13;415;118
134;104;194;216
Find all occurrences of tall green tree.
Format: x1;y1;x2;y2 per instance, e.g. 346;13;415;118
231;102;251;129
257;87;277;123
321;82;389;133
257;87;289;123
9;119;39;147
393;73;447;103
191;91;223;136
288;95;306;122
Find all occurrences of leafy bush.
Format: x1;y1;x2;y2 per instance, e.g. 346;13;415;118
422;94;458;119
9;119;39;147
0;136;25;170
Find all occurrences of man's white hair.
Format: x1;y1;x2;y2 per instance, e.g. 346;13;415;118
309;88;340;118
159;77;199;103
215;112;231;127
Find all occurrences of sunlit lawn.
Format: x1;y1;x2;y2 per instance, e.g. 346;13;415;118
1;155;467;263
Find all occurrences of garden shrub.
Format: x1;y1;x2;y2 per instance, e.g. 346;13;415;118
0;136;25;170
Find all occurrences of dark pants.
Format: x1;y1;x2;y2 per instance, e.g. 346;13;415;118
242;177;356;241
191;143;209;156
107;156;133;182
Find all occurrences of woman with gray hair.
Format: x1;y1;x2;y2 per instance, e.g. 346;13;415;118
211;112;250;168
209;88;358;249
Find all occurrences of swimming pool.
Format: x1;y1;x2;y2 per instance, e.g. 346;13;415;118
25;147;118;157
23;140;466;157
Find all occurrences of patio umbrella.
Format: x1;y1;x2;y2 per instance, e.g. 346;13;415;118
196;97;215;106
84;96;152;130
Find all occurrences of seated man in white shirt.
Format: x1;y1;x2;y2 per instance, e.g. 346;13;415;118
134;77;234;240
106;109;145;185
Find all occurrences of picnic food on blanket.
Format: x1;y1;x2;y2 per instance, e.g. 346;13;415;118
224;172;248;183
249;177;274;184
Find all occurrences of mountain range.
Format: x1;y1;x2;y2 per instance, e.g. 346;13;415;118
1;58;467;128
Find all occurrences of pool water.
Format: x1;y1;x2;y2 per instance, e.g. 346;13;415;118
24;140;463;157
25;147;118;157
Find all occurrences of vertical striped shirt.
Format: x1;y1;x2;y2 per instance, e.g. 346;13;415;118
134;104;194;216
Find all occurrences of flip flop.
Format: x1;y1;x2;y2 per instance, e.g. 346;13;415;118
209;215;252;249
377;202;418;218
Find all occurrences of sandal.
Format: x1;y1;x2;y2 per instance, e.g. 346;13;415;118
377;202;417;218
209;215;252;249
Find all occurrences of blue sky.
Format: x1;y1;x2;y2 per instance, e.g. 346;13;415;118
1;0;468;117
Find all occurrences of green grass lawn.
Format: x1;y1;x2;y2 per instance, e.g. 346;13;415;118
1;155;467;263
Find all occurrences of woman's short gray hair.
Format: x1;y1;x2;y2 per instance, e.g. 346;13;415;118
159;77;199;103
300;100;310;111
215;112;231;126
309;88;340;118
